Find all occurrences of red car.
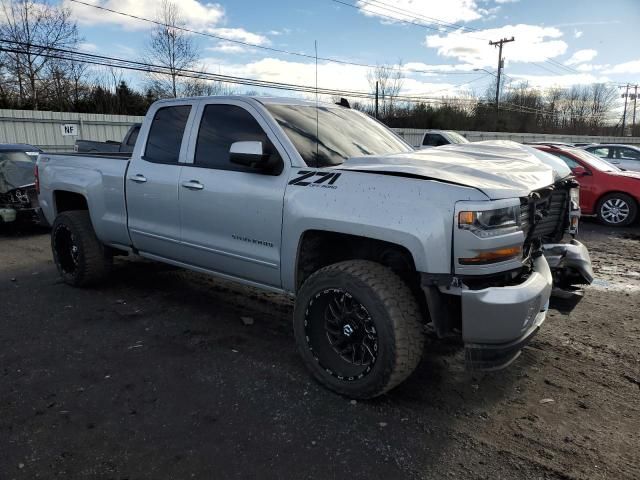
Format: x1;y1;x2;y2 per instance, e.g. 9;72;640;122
533;145;640;227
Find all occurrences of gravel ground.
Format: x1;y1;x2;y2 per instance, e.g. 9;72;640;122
1;221;638;480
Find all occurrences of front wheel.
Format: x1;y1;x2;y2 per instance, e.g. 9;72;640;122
51;210;112;287
294;260;424;399
597;193;637;227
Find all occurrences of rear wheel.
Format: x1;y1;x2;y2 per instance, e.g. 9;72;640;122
596;193;637;227
51;210;112;286
294;260;424;399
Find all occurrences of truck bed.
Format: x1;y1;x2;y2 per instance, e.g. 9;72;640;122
37;152;131;247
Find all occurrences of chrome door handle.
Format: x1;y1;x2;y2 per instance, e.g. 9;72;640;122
181;180;204;190
129;174;147;183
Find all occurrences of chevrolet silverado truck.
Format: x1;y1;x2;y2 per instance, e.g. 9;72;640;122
36;96;593;399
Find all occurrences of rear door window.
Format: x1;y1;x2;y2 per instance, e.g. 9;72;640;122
144;106;191;164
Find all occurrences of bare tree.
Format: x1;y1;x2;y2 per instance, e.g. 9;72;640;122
181;67;236;97
367;62;404;118
145;0;199;98
0;0;79;109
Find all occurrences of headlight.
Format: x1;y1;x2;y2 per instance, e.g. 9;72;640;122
458;205;521;238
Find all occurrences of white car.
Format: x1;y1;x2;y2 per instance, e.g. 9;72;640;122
582;144;640;172
418;129;469;149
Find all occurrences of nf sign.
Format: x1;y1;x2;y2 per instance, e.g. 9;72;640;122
61;124;79;136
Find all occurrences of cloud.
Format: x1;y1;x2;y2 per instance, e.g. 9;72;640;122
565;49;597;65
206;27;269;46
425;24;567;67
204;57;482;98
573;29;583;39
65;0;225;31
509;73;611;88
78;42;98;52
604;59;640;75
355;0;484;25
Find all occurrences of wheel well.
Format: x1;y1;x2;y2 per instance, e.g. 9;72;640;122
54;191;88;214
296;230;419;292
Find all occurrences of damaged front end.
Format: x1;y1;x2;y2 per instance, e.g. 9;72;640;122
0;149;44;225
422;179;592;370
521;178;592;287
0;185;42;224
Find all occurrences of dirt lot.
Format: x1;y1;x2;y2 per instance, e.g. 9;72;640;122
1;221;638;480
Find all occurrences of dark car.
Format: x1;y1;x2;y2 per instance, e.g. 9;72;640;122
0;143;45;225
74;123;141;154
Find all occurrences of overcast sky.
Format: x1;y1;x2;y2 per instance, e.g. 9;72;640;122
66;0;640;103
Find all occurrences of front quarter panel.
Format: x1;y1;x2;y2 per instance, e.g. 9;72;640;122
280;168;487;292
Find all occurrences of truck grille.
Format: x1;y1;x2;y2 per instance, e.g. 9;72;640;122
521;186;569;247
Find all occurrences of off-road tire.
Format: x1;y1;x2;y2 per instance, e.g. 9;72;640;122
596;192;637;227
51;210;112;287
294;260;424;399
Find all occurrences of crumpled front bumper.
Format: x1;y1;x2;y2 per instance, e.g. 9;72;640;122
543;239;593;286
460;255;553;370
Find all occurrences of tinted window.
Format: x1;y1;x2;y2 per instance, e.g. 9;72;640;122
548;151;581;169
194;104;275;172
145;106;191;164
423;134;447;146
265;104;411;167
617;147;640;160
126;125;140;146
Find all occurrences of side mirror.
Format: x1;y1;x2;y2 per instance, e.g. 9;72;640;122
229;141;270;168
572;166;592;177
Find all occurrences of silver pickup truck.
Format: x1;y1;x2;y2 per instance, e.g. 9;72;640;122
37;96;592;398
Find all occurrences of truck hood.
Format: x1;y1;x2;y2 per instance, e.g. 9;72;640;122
337;141;561;199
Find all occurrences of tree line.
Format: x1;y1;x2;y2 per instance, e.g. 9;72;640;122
0;0;633;136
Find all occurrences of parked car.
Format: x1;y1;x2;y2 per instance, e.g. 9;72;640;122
525;141;576;147
418;129;469;148
74;123;141;154
37;96;592;398
0;143;45;225
582;144;640;172
534;145;640;226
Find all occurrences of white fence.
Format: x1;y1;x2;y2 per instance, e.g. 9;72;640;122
392;128;640;148
0;109;144;152
0;108;638;152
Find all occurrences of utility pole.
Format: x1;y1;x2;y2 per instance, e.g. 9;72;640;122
375;81;379;119
633;85;638;133
621;84;630;136
489;36;514;129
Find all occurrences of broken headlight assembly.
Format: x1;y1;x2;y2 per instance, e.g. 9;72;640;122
458;205;521;238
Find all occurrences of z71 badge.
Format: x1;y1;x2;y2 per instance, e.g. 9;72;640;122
288;171;341;189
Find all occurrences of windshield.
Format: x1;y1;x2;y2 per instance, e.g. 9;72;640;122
264;104;412;167
446;131;469;144
569;148;621;172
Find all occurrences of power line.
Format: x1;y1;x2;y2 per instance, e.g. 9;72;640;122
0;38;611;121
329;0;586;78
0;38;490;105
67;0;480;77
328;0;488;40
